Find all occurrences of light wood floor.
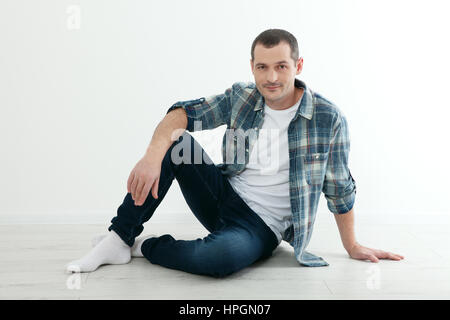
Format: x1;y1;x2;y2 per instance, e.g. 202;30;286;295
1;220;449;300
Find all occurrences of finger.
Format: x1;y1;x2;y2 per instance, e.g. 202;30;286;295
376;251;391;259
134;178;146;205
391;253;405;260
368;255;379;263
137;183;151;205
151;177;160;199
130;173;138;200
386;252;402;260
127;171;135;193
379;251;404;260
391;252;405;259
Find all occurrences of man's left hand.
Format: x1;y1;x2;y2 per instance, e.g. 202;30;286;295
348;243;405;262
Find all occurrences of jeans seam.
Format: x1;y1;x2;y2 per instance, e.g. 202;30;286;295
188;163;221;205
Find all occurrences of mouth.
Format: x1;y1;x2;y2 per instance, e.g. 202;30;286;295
266;86;280;90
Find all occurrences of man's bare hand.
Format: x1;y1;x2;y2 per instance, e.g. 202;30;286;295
348;243;405;263
127;156;162;206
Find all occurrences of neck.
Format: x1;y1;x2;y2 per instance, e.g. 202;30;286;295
266;87;304;110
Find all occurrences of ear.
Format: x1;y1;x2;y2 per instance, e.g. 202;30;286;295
250;59;254;73
296;57;303;75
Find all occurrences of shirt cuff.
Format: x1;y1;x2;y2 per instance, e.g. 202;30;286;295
166;104;196;132
325;187;356;214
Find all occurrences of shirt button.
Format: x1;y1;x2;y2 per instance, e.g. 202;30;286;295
315;155;319;159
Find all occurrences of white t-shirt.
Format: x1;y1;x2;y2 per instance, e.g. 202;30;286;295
227;95;302;244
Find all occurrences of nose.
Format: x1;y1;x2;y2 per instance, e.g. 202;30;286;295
267;69;278;83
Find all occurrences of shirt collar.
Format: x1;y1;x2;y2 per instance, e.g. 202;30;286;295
253;78;314;120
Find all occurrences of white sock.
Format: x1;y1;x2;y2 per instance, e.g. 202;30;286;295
91;233;156;258
65;230;131;273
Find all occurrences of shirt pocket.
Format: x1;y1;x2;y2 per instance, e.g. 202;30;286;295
303;152;329;186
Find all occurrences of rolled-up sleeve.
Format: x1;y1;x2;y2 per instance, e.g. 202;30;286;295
322;112;357;214
166;83;241;132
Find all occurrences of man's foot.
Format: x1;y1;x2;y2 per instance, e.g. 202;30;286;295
65;230;131;273
91;233;156;258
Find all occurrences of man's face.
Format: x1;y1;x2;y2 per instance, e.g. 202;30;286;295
250;42;303;108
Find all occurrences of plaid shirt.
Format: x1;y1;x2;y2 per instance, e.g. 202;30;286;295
166;78;356;267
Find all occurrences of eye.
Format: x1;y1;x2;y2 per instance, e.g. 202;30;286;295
279;65;287;69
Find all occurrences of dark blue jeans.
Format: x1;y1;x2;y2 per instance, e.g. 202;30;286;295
108;132;279;278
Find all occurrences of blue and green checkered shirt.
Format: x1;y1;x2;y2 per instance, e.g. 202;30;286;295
166;78;356;267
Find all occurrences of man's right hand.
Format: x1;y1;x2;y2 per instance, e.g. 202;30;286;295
127;107;187;206
127;156;162;206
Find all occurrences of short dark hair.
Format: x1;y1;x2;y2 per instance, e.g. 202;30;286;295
251;29;299;64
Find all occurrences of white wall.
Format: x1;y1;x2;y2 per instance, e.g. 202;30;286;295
1;0;449;225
